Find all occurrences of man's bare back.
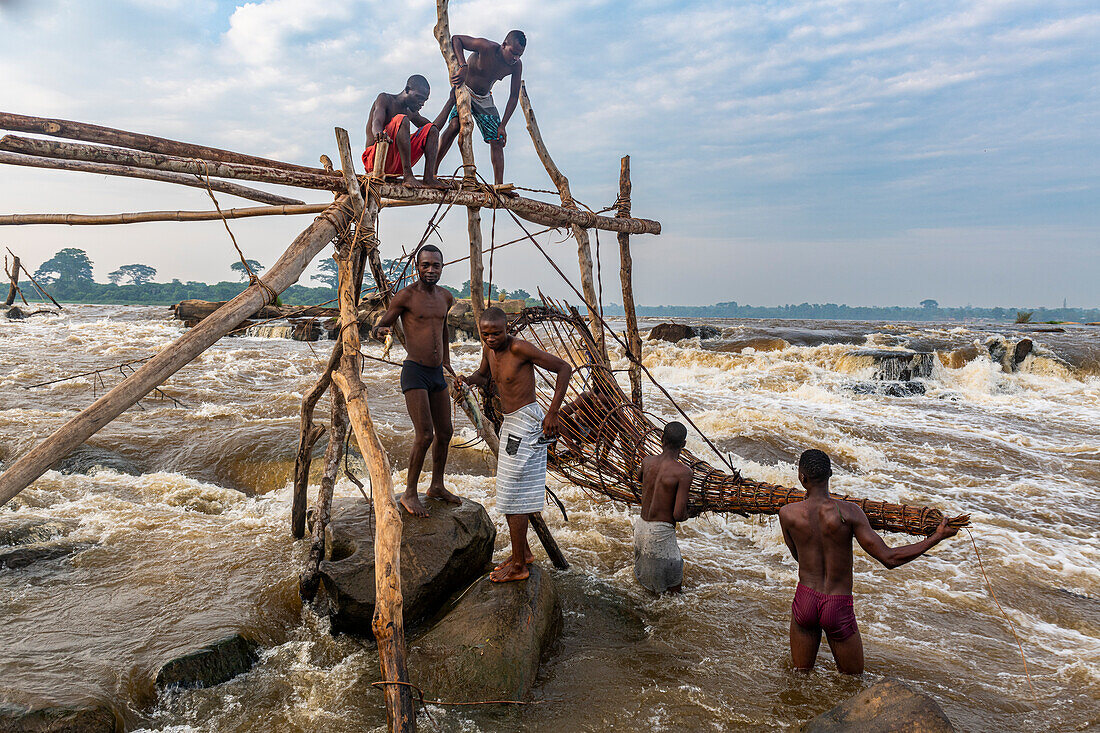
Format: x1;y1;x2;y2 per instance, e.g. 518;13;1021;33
778;449;965;674
639;454;692;524
451;36;523;96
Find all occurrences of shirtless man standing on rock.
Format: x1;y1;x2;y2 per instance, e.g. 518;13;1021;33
779;449;966;674
455;307;572;582
363;75;449;188
372;245;460;517
438;30;526;185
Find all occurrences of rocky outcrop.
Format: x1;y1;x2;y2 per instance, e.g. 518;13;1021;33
318;496;495;635
409;565;562;702
447;299;477;341
0;518;74;547
647;322;718;342
802;679;955;732
51;444;141;476
0;704;118;733
0;543;88;570
154;634;258;690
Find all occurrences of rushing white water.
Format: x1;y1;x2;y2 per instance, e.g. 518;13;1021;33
1;306;1097;731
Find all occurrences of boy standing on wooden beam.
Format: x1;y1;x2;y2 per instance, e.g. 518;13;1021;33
438;30;526;185
454;307;572;582
362;75;450;188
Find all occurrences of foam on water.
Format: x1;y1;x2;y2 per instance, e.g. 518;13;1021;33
1;307;1098;730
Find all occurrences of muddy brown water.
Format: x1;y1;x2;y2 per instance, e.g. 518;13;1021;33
1;306;1097;731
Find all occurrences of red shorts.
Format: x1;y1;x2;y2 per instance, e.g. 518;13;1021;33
792;583;859;641
361;114;433;176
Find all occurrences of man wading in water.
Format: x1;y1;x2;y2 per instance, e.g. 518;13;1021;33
779;449;966;674
373;245;460;517
438;30;526;185
454;307;572;582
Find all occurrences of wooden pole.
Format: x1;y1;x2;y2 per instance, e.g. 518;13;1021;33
0;111;329;176
4;254;18;307
8;250;62;310
434;0;486;323
331;232;416;733
292;341;341;539
0;135;342;192
299;386;348;602
617;156;643;408
530;513;569;570
0;199;353;507
0;146;661;235
0;203;330;226
518;83;607;363
0;150;305;206
375;181;660;234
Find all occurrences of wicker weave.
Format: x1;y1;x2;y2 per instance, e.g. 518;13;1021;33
490;303;968;537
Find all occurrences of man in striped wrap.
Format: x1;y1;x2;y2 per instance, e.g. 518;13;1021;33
455;307;572;582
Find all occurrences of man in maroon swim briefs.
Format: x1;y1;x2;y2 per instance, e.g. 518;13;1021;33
778;450;966;674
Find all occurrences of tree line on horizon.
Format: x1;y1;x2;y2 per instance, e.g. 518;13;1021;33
13;248;1098;322
14;247;537;308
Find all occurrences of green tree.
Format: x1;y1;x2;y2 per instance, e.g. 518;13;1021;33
108;263;157;285
230;259;264;281
920;299;939;310
508;288;531;300
34;248;93;284
312;259;338;288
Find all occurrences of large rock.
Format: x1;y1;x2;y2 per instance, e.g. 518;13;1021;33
0;704;118;733
447;300;477;341
410;565;562;702
647;322;718;342
51;445;140;476
802;679;955;732
319;496;495;635
154;634;258;690
0;543;89;570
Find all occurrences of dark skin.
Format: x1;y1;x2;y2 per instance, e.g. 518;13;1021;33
366;80;451;188
454;314;572;582
778;469;967;674
372;250;459;517
635;440;693;593
437;34;525;185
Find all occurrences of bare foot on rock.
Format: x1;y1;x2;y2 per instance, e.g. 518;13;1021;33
490;560;531;583
493;549;534;572
426;485;462;505
400;493;430;518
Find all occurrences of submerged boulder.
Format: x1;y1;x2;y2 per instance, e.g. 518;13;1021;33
318;496;495;635
154;634;258;690
0;704;118;733
51;445;141;476
410;565;562;702
0;543;89;570
802;679;955;732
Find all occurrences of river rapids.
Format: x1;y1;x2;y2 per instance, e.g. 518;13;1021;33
1;306;1097;731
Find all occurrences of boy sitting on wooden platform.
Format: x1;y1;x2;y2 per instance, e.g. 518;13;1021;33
634;421;692;594
362;75;449;188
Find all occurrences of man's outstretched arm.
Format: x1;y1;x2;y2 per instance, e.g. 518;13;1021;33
852;507;960;569
518;341;572;434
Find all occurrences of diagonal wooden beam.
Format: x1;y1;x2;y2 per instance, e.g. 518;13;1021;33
0;111;328;176
0;204;330;226
0;150;304;206
0;198;354;507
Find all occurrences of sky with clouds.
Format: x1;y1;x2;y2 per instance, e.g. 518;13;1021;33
1;0;1097;307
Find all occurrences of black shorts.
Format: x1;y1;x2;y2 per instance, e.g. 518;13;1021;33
400;360;448;394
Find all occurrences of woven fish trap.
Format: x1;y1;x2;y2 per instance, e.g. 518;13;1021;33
488;302;966;537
